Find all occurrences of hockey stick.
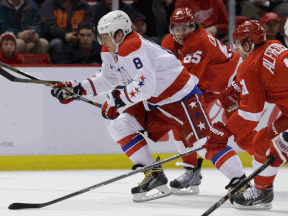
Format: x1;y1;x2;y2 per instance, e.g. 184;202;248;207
8;146;204;210
0;67;60;85
0;63;103;108
201;156;275;216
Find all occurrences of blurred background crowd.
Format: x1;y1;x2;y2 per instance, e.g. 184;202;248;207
1;0;288;65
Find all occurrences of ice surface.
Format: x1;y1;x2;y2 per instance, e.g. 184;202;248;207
0;168;287;216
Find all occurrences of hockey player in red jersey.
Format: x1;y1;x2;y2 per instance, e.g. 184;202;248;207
50;10;212;202
175;0;229;38
161;7;246;195
204;20;288;209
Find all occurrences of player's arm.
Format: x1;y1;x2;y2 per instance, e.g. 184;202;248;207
204;68;266;151
226;69;266;143
51;51;121;104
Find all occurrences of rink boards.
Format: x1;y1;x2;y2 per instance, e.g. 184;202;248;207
0;66;285;170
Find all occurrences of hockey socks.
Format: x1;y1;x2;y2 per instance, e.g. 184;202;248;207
117;133;154;165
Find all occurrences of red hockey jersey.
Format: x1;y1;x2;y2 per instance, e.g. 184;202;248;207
227;40;288;143
162;29;241;94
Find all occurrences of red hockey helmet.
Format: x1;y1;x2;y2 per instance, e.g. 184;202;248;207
233;20;267;45
170;7;195;25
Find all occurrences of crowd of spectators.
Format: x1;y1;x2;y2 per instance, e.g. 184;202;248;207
0;0;287;65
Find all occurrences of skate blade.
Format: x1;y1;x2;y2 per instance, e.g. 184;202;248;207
171;185;200;195
233;202;272;210
133;185;171;202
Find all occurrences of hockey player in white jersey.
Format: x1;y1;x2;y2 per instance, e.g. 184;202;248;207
52;10;214;202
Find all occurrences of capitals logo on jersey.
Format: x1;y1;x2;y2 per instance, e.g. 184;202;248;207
116;66;134;86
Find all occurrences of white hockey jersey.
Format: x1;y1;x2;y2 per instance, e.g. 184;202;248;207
81;32;199;107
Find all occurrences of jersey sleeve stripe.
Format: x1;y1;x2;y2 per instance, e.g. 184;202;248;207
147;68;191;104
87;78;97;96
238;109;263;122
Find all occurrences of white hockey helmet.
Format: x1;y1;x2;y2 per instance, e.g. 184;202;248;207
97;10;132;45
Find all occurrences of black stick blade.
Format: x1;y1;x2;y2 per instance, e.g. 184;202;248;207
0;68;15;81
9;203;42;210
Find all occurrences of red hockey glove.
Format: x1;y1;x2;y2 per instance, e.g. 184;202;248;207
266;132;288;167
102;90;126;120
223;81;241;112
51;80;86;104
203;122;232;151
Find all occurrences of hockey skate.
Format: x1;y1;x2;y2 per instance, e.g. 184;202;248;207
170;158;203;195
131;157;171;202
225;174;251;204
232;185;274;210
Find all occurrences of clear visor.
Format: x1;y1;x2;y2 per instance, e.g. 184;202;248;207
231;39;241;52
97;33;110;45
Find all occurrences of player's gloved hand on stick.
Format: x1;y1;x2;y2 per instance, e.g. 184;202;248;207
223;81;241;112
51;80;86;104
266;131;288;167
102;90;126;120
203;122;232;151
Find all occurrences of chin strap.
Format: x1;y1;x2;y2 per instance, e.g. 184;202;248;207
239;42;255;56
112;34;127;53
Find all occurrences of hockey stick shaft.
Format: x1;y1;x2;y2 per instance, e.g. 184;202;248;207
201;156;275;216
0;63;103;108
8;146;204;210
0;68;58;85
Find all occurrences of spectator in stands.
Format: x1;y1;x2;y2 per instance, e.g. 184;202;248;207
93;0;136;30
132;0;171;41
240;0;288;21
0;0;38;7
0;32;25;64
40;0;94;64
261;12;286;46
222;0;242;16
64;21;101;64
175;0;229;40
33;0;45;8
131;12;161;45
0;0;49;54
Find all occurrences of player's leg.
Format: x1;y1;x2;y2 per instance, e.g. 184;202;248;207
169;127;202;195
232;127;276;209
109;103;172;202
232;114;288;209
154;94;245;191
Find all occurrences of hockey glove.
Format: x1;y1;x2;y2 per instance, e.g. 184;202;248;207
51;80;86;104
223;81;241;112
203;122;232;151
266;131;288;167
102;90;126;120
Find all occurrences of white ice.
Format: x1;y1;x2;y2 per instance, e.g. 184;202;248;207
1;168;288;216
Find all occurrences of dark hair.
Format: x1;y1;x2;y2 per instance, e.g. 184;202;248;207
131;12;146;23
77;21;96;34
